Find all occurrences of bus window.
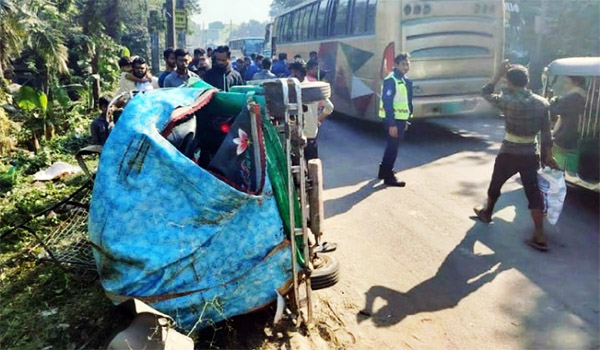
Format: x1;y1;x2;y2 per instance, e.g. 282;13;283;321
366;0;377;33
278;16;285;43
352;0;368;35
333;0;350;37
286;13;294;42
302;5;311;41
294;9;302;42
308;3;317;40
273;18;280;43
299;6;307;41
316;0;329;39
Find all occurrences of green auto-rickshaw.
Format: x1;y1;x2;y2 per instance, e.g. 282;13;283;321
542;57;600;192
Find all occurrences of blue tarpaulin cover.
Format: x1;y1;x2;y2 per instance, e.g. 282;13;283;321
88;85;292;330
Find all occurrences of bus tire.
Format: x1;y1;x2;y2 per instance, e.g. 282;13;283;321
311;254;340;290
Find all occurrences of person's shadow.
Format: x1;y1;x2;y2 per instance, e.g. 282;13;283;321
357;220;511;327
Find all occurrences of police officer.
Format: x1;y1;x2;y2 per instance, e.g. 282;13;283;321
378;53;413;187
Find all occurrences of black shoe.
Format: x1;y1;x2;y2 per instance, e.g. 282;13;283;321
377;164;387;180
384;176;406;187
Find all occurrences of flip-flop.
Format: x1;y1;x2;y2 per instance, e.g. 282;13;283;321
314;241;337;253
473;207;492;224
525;239;549;252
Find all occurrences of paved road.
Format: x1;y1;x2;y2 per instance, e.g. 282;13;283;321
311;114;600;349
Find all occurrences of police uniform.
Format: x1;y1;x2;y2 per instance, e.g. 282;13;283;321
378;69;413;186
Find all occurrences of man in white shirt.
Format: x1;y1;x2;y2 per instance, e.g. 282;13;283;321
290;61;334;160
131;57;158;92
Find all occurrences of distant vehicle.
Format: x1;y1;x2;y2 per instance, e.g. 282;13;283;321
228;37;264;58
264;23;274;58
543;57;600;192
272;0;505;120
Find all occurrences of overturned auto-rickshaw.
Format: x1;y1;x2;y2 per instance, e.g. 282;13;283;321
542;57;600;192
84;78;339;333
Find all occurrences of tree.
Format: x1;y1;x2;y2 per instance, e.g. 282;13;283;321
0;0;28;80
269;0;304;17
230;20;269;40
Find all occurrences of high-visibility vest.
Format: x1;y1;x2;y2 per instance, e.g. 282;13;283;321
378;72;411;120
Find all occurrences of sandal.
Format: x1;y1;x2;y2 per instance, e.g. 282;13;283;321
525;239;549;252
314;241;337;253
473;206;492;224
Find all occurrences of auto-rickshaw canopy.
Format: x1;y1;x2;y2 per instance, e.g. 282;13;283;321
545;57;600;77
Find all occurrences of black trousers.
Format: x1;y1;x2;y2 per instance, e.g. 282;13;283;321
487;153;543;210
305;137;318;161
381;120;407;169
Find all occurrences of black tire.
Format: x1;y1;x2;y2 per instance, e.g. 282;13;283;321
300;82;331;103
263;81;331;121
310;254;340;290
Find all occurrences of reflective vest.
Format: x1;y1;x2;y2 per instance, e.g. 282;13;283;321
378;72;411;120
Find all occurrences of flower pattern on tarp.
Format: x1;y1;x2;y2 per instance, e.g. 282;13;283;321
233;128;248;155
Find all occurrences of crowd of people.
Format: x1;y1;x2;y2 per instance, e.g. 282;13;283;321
91;46;333;160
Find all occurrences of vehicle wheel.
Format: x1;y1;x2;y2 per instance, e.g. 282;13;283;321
300;82;331;103
310;254;340;290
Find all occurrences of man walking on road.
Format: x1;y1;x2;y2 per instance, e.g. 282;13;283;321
474;62;557;252
378;53;413;187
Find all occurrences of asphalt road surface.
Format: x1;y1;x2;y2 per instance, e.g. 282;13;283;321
310;114;599;350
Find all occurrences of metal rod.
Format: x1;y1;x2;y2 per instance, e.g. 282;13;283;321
281;79;300;312
292;79;313;324
1;181;92;241
592;78;600;137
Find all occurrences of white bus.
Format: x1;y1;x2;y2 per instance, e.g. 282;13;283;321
228;37;265;59
272;0;505;120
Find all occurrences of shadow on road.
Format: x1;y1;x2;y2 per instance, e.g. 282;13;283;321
356;219;508;327
356;188;599;347
320;115;500;218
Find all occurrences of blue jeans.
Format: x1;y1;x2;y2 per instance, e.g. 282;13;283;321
381;120;407;169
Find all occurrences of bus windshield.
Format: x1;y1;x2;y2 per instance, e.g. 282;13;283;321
229;38;265;58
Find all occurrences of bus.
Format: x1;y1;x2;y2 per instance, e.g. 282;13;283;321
272;0;505;120
228;37;265;59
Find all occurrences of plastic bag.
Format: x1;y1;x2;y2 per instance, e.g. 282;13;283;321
537;167;567;225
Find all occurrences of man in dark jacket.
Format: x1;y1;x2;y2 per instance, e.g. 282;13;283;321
204;45;244;91
90;96;111;146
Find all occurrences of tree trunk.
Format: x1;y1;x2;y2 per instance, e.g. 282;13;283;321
45;121;55;141
32;131;40;152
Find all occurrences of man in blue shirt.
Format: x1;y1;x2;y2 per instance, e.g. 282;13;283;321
244;53;260;81
272;53;290;78
378;53;413;187
158;48;176;88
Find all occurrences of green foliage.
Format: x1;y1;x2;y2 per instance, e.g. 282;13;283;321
231;20;270;40
269;0;304;17
0;162;18;192
16;86;48;112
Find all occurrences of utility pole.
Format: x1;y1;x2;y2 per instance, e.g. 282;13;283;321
165;0;176;48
